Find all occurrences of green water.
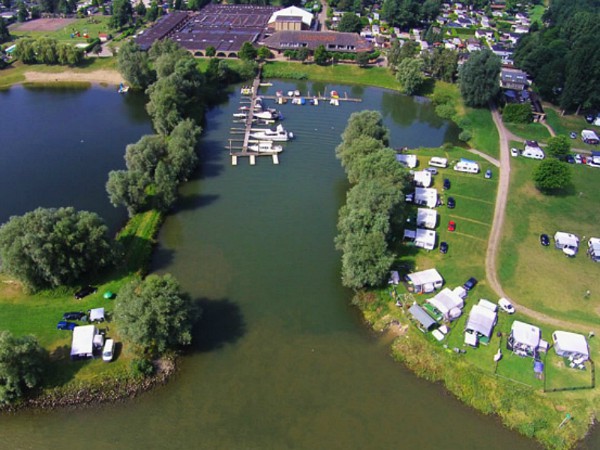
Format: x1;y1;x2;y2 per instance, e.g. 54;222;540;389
0;83;582;449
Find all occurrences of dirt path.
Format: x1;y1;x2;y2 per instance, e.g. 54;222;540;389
23;69;124;86
487;106;596;334
468;148;499;167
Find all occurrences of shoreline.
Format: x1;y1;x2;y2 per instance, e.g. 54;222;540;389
22;69;124;86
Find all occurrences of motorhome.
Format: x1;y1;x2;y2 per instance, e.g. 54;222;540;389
453;159;480;174
429;157;448;168
581;129;600;145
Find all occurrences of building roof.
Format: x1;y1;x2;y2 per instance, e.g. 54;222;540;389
136;11;189;50
465;304;497;337
409;304;438;331
262;31;373;53
511;320;541;348
268;6;314;27
552;331;589;358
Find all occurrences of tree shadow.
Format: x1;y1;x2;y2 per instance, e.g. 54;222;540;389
44;345;90;388
190;298;246;353
548;183;577;197
148;245;176;273
171;193;220;214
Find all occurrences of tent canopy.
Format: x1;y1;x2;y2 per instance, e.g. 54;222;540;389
511;321;541;348
406;269;443;288
552;331;589;359
465;304;497;338
427;288;463;318
89;307;105;322
70;325;97;357
408;304;437;331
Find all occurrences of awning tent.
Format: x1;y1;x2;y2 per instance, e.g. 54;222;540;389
404;228;436;250
388;271;400;285
396;154;418;168
417;208;437;229
427;288;464;320
552;331;589;361
414;188;438;208
70;325;98;359
465;304;497;338
511;320;541;348
408;304;437;332
406;268;443;294
412;170;432;187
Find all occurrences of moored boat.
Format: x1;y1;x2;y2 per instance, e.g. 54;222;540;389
248;141;283;153
250;124;293;141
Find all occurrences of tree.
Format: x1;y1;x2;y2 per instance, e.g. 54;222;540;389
356;52;370;67
114;274;199;354
296;47;309;63
145;0;159;22
337;12;362;33
0;207;113;291
0;17;10;44
106;169;150;216
135;0;146;17
396;58;425;95
0;331;46;405
238;42;257;61
17;1;27;22
205;46;216;57
166;118;201;181
532;158;572;193
546;135;571;159
387;40;419;69
110;0;134;30
459;49;501;107
422;47;457;82
117;40;156;90
313;45;329;65
339;110;390;147
257;46;271;60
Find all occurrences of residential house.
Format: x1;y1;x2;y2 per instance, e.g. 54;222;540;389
500;68;528;90
475;29;494;40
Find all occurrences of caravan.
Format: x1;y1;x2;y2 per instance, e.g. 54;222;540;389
453;159;480;174
429;157;448;168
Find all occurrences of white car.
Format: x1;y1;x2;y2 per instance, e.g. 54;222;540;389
498;298;515;314
102;339;115;362
510;148;520;157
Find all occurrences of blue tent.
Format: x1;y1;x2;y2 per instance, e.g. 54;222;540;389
534;360;544;373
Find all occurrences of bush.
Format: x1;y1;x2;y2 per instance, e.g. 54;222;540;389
131;358;155;377
459;130;472;142
503;103;532;123
435;103;456;120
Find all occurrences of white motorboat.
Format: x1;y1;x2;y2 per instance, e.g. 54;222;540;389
250;124;293;142
233;113;247;118
248;141;283;153
254;110;281;120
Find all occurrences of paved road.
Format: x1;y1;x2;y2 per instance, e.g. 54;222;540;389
486;106;595;334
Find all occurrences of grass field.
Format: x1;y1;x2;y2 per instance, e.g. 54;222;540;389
544;106;600;151
498;155;600;326
10;16;112;45
505;121;551;143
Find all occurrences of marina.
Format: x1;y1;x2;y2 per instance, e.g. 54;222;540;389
227;71;361;166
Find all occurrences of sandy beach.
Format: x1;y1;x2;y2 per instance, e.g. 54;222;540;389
23;69;124;86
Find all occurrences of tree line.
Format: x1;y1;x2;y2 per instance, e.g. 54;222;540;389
14;37;83;66
335;111;410;289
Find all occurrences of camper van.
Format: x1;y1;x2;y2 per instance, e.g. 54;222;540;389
581;130;600;145
429;157;448;168
453;159;480;174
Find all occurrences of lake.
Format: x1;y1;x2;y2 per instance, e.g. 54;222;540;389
0;83;579;449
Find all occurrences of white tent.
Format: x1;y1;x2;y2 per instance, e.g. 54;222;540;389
404;228;436;250
465;304;497;338
554;232;579;252
509;320;541;356
414;188;438;208
396;154;418;169
268;6;314;28
552;331;589;361
70;325;98;359
89;307;105;322
412;170;432;187
406;268;444;294
417;208;437;229
427;288;464;320
477;299;498;312
587;237;600;262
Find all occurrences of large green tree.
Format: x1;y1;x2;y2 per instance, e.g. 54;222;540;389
114;274;199;354
117;40;156;90
110;0;134;29
337;12;362;33
0;207;113;291
0;17;10;44
532;158;572;193
459;49;501;107
238;42;257;61
396;58;426;95
313;45;329;65
546;135;571;160
0;331;46;405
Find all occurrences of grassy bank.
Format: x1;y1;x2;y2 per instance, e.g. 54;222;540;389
0;209;163;393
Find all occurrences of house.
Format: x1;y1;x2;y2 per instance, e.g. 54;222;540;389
552;331;590;361
405;268;444;294
417;208;437;229
587;237;600;262
408;304;438;332
554;232;579;254
426;287;464;321
403;228;437;250
513;25;529;34
581;129;600;145
490;44;513;62
522;141;545;159
507;320;541;357
414;187;438;208
70;325;100;359
412;170;432;187
465;301;498;343
466;38;482;52
500;68;528;90
263;31;372;54
396;154;418;168
475;29;494;39
98;33;108;43
268;6;314;30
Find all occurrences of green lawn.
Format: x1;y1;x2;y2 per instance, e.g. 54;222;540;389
505;121;550;143
544;106;600;151
10;16;112;45
498;155;600;326
464;107;500;159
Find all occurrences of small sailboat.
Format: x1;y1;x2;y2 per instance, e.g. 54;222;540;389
118;83;129;94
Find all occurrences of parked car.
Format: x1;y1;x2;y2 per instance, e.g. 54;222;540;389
498;298;515;314
485;169;492;179
447;197;455;209
443;178;451;190
574;154;583;164
447;220;456;232
425;167;438;175
510;148;520;157
540;233;550;246
102;339;115;362
439;241;448;254
565;154;575;164
62;311;85;321
586;114;595;124
57;321;77;331
74;285;97;300
570;132;577;139
463;277;478;291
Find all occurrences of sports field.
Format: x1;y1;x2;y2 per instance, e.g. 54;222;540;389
10;16;112;44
